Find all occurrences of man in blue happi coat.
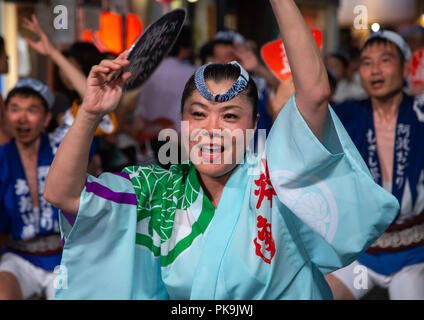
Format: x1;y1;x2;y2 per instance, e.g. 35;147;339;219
0;79;68;299
326;31;424;300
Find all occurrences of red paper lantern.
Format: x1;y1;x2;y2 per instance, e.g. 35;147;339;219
83;12;143;54
95;12;123;54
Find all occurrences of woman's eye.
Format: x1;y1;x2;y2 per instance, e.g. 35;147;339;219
192;112;205;118
224;113;238;120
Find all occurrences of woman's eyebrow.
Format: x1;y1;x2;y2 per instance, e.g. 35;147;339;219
190;102;209;110
189;102;243;112
220;105;243;112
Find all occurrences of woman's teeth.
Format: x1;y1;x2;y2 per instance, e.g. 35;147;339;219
200;145;225;161
201;146;222;153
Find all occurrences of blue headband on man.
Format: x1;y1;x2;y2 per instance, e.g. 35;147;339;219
194;61;250;102
13;78;54;110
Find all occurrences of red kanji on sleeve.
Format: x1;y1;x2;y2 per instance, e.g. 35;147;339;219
254;159;276;209
253;215;276;264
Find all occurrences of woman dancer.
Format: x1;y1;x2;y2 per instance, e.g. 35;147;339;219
44;0;398;299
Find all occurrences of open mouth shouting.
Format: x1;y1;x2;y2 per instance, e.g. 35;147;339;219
199;143;226;162
370;79;385;90
15;126;33;139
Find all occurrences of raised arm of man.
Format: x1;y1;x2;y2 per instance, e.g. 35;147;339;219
22;15;88;99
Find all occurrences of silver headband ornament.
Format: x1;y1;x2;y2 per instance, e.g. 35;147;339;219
194;61;250;102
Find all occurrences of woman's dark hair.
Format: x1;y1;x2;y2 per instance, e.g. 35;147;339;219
181;63;258;122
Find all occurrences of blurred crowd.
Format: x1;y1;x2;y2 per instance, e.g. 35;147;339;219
0;11;424;300
1;18;424;174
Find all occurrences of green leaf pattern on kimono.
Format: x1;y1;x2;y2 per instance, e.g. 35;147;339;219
123;163;215;266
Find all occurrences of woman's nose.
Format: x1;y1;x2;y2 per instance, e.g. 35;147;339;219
205;116;221;135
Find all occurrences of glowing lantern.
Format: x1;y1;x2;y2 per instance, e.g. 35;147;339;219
83;11;143;54
95;12;123;54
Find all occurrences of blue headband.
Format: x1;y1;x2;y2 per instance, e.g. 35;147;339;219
13;78;54;110
194;61;250;102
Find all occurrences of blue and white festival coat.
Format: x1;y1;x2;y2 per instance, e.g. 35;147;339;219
333;94;424;275
0;124;69;271
55;96;399;299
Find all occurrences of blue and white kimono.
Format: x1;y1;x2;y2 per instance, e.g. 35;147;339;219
333;94;424;276
0;125;69;271
0;116;98;272
55;96;398;299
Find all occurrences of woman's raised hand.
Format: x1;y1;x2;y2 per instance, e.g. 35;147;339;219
81;51;131;120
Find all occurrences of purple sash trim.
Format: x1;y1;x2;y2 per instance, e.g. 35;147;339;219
85;181;137;205
111;172;132;180
62;211;77;227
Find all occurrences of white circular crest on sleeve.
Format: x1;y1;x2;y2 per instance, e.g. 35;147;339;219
270;170;338;243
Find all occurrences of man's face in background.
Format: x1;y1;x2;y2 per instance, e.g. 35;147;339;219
359;42;408;100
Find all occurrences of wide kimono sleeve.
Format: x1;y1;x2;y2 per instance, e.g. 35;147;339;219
54;171;168;299
265;95;399;274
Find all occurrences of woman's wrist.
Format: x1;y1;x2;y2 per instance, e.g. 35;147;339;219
75;107;103;131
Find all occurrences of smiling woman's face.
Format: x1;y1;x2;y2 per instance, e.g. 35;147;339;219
182;80;258;179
